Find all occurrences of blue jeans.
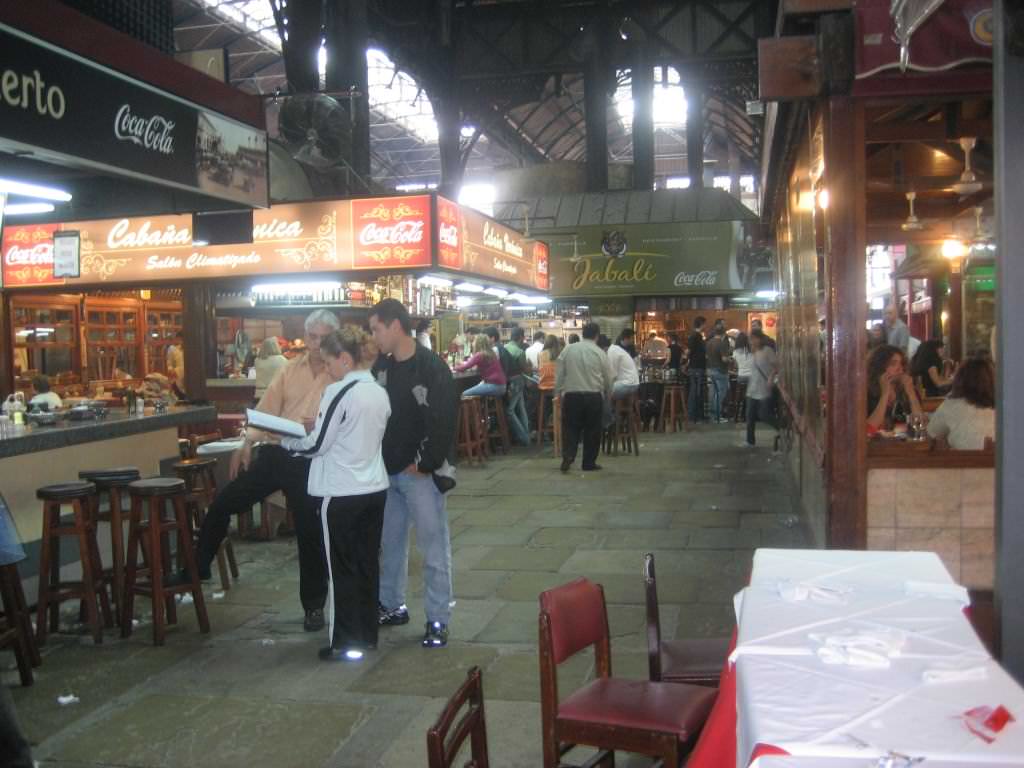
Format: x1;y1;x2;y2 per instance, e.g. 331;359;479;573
687;368;705;423
462;381;505;398
379;472;453;624
709;370;730;421
505;376;530;445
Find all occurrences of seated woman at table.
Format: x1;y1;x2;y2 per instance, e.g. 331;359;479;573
454;334;507;397
29;375;62;411
926;356;995;450
911;339;951;397
867;344;922;431
537;335;560;392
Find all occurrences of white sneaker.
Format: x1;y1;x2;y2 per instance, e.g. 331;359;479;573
734;441;755;448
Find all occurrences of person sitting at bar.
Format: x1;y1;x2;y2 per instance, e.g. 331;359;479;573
911;339;952;397
254;337;288;401
867;344;922;431
168;309;339;633
454;335;507;397
29;375;62;411
538;335;560;392
526;330;546;370
607;332;640;400
280;328;390;662
926;356;995;450
557;321;612;473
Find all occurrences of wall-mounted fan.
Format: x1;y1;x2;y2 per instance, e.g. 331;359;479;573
900;191;925;231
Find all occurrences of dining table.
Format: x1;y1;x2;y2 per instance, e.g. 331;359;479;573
687;548;1024;768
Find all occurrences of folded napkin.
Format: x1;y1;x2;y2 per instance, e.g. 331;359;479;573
904;580;970;605
922;664;988;684
778;579;850;605
810;628;907;669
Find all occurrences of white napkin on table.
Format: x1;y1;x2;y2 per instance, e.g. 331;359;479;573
810;628;907;669
904;580;970;605
922;664;989;684
778;579;851;605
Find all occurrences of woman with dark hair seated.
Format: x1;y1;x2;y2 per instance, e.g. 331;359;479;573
867;344;922;431
926;356;995;450
911;339;951;397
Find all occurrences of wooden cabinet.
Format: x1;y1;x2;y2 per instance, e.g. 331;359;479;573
10;294;81;386
84;298;142;380
143;301;184;375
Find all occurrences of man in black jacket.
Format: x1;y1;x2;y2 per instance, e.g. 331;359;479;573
370;299;458;648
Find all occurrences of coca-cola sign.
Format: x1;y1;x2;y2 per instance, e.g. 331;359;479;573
352;197;431;268
0;26;267;208
674;270;720;288
113;104;176;155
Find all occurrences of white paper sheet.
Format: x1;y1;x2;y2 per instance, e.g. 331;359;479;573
245;409;305;438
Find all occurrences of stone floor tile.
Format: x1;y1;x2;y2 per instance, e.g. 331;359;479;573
473;601;539;644
473;546;574;572
52;694;369;768
451;525;539;548
529;527;604;547
349;643;498;696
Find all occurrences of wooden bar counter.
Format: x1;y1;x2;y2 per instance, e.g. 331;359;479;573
0;405;216;602
866;438;995;590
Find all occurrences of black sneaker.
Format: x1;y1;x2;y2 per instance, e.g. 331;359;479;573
560;459;572;473
378;603;410;626
581;463;603;472
422;621;448;648
304;608;325;632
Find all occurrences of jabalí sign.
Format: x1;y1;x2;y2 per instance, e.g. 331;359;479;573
0;23;268;208
547;221;767;297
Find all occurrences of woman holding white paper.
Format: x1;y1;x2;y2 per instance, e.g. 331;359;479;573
281;328;390;662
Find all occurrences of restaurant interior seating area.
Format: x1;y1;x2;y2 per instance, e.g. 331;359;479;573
1;0;1022;766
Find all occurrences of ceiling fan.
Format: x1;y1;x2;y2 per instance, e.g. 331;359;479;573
952;137;983;196
900;191;925;231
968;205;996;255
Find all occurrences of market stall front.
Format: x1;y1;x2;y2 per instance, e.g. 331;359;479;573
1;194;550;401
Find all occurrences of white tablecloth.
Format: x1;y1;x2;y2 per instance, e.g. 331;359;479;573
736;549;1024;767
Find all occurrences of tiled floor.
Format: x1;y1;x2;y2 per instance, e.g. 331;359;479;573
7;423;809;768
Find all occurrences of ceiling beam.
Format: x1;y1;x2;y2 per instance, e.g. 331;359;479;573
866;119;993;144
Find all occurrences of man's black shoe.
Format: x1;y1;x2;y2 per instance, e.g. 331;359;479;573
318;645;368;662
422;621;448;648
582;464;603;472
560;459;572;473
164;567;211;588
378;603;410;626
304;608;325;632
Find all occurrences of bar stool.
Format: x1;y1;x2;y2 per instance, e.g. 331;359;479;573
457;398;487;466
173;458;238;590
1;562;40;685
535;389;556;449
657;385;688;433
122;478;210;646
35;481;113;645
551;395;563;458
480;395;511;455
78;466;140;625
605;394;641;457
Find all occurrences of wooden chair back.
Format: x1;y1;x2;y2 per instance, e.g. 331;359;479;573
538;578;612;763
643;553;664;681
427;666;490;768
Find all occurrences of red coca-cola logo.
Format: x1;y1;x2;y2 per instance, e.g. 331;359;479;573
4;243;54;266
436;196;463;269
358;220;425;246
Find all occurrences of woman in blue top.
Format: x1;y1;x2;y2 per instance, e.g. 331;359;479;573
282;328;391;662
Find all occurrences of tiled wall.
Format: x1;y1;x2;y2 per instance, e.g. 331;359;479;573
866;467;995;588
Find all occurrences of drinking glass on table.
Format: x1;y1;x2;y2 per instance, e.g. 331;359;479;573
908;413;928;441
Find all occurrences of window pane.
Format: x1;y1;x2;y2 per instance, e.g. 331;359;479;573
173;314;182;326
88;329;103;342
106;312;119;325
148;313;158;326
14;307;31;323
124;313;136;325
55;309;73;323
124;330;136;341
37;309;53;323
55;326;74;343
105;329;120;341
38;347;72;376
89;311;103;324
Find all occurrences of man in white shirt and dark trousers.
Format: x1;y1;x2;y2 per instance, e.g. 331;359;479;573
557;322;612;473
526;330;545;370
370;299;458;648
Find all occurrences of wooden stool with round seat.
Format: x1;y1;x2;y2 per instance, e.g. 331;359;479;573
456;398;487;466
535;389;556;451
78;466;140;625
35;481;113;645
0;561;41;685
173;458;238;590
657;385;688;433
122;478;210;646
604;393;641;457
480;395;511;455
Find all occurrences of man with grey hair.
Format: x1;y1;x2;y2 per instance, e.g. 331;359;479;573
169;309;339;631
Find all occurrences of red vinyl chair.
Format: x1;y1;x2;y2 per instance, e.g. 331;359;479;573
427;666;490;768
539;578;716;768
644;553;730;686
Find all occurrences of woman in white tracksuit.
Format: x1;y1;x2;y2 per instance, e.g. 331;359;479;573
282;327;390;662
